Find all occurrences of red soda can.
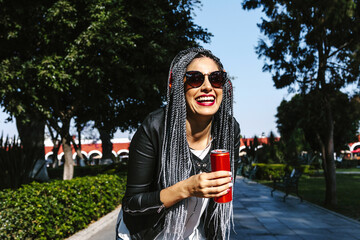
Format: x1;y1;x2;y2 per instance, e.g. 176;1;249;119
210;149;232;203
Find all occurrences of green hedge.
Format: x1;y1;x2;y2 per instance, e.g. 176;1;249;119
337;159;359;169
0;174;126;240
253;163;313;180
252;163;286;180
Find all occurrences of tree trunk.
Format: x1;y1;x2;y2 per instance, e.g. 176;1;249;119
62;136;74;180
71;137;85;167
323;137;337;206
46;123;60;168
77;128;85;166
16;116;45;162
323;97;337;206
75;148;85;166
51;140;60;168
99;128;113;164
61;120;74;180
16;115;45;183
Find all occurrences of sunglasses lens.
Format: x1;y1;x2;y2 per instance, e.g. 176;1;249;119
209;71;226;88
186;71;204;88
185;71;226;88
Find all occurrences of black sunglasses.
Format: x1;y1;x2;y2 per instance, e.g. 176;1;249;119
185;71;227;88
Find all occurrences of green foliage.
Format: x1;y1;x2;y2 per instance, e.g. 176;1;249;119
253;163;313;180
0;0;212;131
282;128;313;166
254;136;285;164
337;159;359;168
0;174;126;239
0;136;35;189
243;0;360;204
245;130;314;167
277;92;360;154
0;0;212;179
242;0;360;91
253;163;287;180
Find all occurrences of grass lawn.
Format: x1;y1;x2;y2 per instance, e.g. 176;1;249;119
259;173;360;222
336;168;360;172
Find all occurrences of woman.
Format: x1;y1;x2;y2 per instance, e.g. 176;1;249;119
117;48;240;240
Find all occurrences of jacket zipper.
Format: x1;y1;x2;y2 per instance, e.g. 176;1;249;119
124;204;164;214
157;204;165;213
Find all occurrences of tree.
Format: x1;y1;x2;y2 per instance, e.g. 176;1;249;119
0;0;212;180
276;91;360;205
243;0;360;205
277;92;360;154
0;0;138;180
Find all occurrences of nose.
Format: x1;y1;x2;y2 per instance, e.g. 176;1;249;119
201;75;213;92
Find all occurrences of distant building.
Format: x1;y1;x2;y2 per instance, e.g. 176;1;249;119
44;138;130;164
240;137;281;152
44;135;360;162
343;135;360;160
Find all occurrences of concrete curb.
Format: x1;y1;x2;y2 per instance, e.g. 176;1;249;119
66;205;121;240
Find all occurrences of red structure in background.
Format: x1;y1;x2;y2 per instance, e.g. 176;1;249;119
240;137;281;151
44;138;130;161
348;135;360;150
44;135;360;161
343;135;360;159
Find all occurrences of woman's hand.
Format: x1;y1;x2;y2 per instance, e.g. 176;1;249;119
184;171;232;198
160;171;232;208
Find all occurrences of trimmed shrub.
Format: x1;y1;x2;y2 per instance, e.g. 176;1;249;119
0;174;126;239
253;163;313;180
338;159;359;169
253;163;286;180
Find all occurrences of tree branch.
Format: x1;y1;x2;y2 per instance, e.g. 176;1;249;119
327;40;353;59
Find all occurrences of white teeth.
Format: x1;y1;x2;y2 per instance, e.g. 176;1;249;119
196;96;214;102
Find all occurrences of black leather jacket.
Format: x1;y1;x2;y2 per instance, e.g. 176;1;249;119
119;108;240;240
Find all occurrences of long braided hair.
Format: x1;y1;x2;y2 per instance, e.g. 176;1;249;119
160;47;234;239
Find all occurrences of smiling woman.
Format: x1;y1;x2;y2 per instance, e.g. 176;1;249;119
185;57;224;126
116;48;240;240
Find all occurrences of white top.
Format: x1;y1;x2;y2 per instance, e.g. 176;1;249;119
185;146;211;239
155;145;210;239
118;145;211;240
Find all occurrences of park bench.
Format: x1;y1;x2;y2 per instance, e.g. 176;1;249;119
243;165;258;182
271;168;303;202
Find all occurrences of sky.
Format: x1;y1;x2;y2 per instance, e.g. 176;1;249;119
0;0;292;139
192;0;290;138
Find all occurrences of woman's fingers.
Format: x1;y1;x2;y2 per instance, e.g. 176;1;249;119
185;171;233;198
203;183;232;198
207;177;232;187
206;182;232;194
198;171;232;189
211;188;231;198
205;171;232;180
207;190;230;198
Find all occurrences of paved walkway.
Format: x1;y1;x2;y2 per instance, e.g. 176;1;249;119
69;176;360;240
230;177;360;240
